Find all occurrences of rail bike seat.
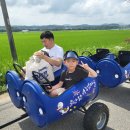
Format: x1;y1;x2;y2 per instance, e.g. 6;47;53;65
6;71;24;108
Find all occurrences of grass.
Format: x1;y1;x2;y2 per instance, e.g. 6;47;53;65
0;30;130;91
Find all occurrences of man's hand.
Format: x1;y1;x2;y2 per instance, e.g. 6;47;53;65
34;51;45;59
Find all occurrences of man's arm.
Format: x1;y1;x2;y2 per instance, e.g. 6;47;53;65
42;55;62;67
34;51;63;67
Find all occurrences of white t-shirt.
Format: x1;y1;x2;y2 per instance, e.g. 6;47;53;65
41;44;64;72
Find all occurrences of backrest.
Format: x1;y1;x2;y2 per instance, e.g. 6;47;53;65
52;64;67;85
22;80;47;127
96;59;122;88
118;51;130;67
79;56;95;69
6;71;24;108
90;48;110;62
96;48;110;59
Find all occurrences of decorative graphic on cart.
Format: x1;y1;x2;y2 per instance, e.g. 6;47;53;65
38;67;48;80
57;102;69;115
56;80;97;114
73;90;80;97
70;80;96;108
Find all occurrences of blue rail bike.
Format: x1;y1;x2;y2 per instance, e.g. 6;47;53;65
79;48;115;70
96;50;130;88
5;62;109;130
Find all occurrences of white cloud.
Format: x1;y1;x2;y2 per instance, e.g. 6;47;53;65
0;0;130;25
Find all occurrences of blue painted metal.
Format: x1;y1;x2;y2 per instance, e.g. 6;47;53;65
6;48;129;127
5;64;66;108
6;71;24;108
6;68;99;127
79;56;96;70
79;47;115;71
21;77;99;127
79;48;110;69
79;50;130;88
53;64;66;78
96;58;130;88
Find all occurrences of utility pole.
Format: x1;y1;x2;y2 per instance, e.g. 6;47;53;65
0;0;18;62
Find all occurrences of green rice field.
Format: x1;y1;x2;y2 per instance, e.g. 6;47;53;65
0;30;130;91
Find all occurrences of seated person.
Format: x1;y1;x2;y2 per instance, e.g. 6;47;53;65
34;31;64;72
23;31;64;81
49;50;97;97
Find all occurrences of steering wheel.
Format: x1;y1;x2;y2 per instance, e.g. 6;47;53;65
81;50;92;57
13;62;25;78
32;71;52;92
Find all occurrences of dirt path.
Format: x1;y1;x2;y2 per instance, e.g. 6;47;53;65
0;93;10;105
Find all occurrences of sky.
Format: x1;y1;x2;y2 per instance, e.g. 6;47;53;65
0;0;130;25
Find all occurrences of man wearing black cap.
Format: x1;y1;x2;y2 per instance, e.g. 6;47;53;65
49;50;97;97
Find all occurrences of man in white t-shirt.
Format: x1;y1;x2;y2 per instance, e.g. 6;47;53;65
34;31;64;72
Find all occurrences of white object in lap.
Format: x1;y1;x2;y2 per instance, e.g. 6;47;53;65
25;56;54;82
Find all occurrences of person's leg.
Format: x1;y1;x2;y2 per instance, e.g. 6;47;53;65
50;90;58;97
57;88;66;95
50;88;66;97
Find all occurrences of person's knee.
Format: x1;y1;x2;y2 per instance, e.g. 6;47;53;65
50;90;58;97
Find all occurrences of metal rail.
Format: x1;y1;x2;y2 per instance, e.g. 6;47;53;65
0;113;28;129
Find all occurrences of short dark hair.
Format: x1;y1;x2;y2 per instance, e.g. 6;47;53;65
40;31;54;40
